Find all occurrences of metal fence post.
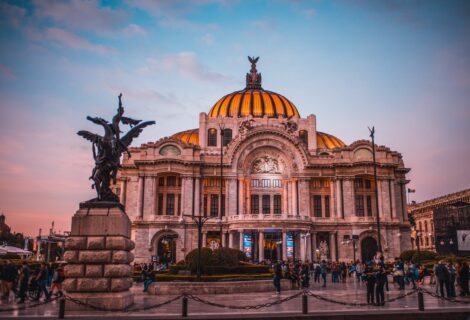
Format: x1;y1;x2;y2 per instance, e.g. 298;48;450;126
418;291;424;311
58;297;66;318
302;293;308;314
182;296;188;317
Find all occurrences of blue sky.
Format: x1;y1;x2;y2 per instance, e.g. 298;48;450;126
0;0;469;235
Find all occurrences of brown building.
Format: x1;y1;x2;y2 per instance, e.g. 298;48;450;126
408;188;470;252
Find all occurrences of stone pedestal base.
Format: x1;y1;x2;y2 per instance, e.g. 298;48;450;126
65;291;133;311
64;203;135;311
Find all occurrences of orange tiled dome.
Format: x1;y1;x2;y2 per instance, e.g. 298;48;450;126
208;57;300;119
171;129;345;149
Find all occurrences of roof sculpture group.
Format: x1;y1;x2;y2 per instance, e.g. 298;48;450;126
78;94;155;203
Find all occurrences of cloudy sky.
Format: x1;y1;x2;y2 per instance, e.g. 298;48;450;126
0;0;469;236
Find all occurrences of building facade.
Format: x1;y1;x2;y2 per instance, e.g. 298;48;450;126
116;59;412;264
408;188;470;252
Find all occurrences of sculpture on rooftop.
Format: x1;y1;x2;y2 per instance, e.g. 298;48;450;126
77;94;155;203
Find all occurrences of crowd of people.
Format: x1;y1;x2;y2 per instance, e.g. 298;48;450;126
0;260;64;303
271;257;470;306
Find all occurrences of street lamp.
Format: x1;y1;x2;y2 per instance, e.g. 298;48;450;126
342;235;359;262
276;240;283;262
300;233;310;262
415;230;422;265
181;215;216;281
216;218;223;248
368;126;382;254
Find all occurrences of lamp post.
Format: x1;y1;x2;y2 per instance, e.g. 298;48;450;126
276;240;283;262
218;118;225;245
415;230;422;265
181;215;215;281
368;126;382;254
342;234;359;262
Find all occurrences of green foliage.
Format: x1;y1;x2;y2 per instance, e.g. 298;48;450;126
155;273;273;282
204;265;270;275
185;247;214;273
400;250;416;262
412;250;437;262
212;247;242;266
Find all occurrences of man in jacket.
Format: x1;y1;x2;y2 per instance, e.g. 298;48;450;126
435;260;450;297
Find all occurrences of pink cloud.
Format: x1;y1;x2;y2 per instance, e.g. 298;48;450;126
44;27;115;54
0;64;16;79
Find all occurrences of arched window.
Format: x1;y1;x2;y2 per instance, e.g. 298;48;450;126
207;128;217;146
299;130;308;145
222;128;232;146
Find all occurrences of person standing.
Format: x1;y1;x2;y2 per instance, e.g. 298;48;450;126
394;258;405;290
375;257;387;306
458;261;470;297
49;264;64;297
320;260;327;287
273;263;282;294
47;262;55;288
447;262;456;298
364;261;376;305
2;260;16;300
34;263;51;301
355;260;363;282
17;261;30;303
313;261;321;284
435;260;450;297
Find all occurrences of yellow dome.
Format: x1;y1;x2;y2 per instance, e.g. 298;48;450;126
209;89;300;118
171;129;346;150
208;56;300;118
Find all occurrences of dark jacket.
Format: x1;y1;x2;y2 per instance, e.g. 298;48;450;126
435;264;450;281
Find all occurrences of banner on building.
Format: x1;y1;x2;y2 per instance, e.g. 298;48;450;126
287;233;294;258
243;234;252;258
457;230;470;251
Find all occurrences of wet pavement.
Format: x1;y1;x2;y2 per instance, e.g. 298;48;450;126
1;278;470;318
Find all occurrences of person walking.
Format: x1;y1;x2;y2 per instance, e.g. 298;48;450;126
447;262;457;298
394;258;405;290
313;261;321;284
273;263;282;294
34;263;51;301
17;261;30;303
355;260;363;282
2;260;16;300
301;263;310;289
49;264;64;297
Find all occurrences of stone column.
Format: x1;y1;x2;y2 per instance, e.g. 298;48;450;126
194;177;201;216
137;176;144;219
282;231;287;261
222;232;227;247
246;179;251;215
282;180;288;217
312;232;317;260
239;230;244;251
238;178;244;216
291;179;298;215
335;179;342;219
390;179;397;219
119;179;127;207
377;179;383;220
143;176;155;220
228;232;234;248
258;231;264;262
342;179;354;219
300;234;306;262
329;232;337;261
202;232;207;248
63;204;134;310
227;178;237;216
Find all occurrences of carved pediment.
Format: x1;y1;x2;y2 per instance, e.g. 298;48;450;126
252;155;281;174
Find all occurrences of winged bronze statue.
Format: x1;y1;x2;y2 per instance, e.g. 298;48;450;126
78;94;155;203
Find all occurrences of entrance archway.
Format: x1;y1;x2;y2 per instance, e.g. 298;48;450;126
157;234;177;264
361;236;378;263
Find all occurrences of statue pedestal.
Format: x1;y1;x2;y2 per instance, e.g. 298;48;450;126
63;204;135;310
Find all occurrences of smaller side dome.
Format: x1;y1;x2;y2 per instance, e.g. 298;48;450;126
171;129;199;145
317;132;346;149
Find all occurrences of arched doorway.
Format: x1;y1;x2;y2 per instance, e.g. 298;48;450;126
361;236;378;263
156;234;178;264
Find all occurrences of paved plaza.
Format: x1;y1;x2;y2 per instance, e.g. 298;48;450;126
1;278;470;319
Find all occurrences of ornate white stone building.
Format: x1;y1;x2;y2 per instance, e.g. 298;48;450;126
116;58;412;264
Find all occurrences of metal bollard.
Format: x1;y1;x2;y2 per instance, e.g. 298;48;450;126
182;296;188;317
58;297;66;319
302;294;308;314
418;291;424;311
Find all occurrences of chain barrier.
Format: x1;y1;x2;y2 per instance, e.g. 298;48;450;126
64;294;184;312
184;291;304;310
306;289;417;307
419;287;470;305
0;296;59;313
